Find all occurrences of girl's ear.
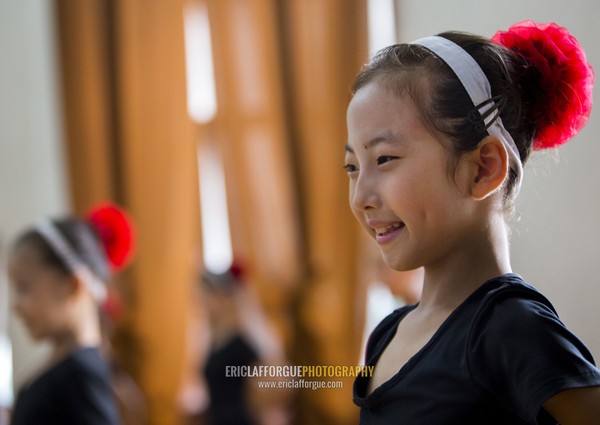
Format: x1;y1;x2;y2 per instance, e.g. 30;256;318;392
468;136;509;200
66;273;87;299
50;272;80;303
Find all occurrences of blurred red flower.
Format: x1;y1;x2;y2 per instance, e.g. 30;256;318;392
87;203;136;270
492;21;594;149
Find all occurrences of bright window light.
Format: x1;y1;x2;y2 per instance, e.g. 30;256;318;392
197;144;233;274
367;0;397;56
0;264;13;407
0;335;12;408
183;1;217;124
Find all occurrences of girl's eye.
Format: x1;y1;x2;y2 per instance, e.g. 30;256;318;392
343;163;358;174
377;155;398;166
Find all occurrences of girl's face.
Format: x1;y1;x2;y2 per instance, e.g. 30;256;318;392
8;243;73;340
345;81;476;271
202;284;237;323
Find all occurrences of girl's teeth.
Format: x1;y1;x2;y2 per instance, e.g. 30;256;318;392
375;223;401;235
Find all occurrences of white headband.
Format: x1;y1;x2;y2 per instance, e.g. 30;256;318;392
36;219;107;302
411;36;523;195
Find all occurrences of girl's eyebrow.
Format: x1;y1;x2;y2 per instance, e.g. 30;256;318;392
345;133;404;154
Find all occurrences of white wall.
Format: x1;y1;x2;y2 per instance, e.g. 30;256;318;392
396;0;600;356
0;0;70;393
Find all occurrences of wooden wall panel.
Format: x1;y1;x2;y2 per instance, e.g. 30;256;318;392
206;0;303;344
109;1;200;424
55;0;369;423
55;0;115;210
280;1;369;424
56;1;202;423
201;1;369;423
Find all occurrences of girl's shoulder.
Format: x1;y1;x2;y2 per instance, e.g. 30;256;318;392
468;273;597;374
467;274;600;422
479;273;554;304
67;346;110;375
35;347;111;391
472;273;560;330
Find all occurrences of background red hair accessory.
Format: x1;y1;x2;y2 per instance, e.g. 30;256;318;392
492;20;594;150
229;260;245;281
86;202;136;271
100;287;125;322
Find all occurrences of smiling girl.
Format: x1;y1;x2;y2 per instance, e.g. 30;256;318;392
346;22;600;424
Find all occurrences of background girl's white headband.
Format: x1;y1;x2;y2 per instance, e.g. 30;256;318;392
35;219;107;301
411;36;523;195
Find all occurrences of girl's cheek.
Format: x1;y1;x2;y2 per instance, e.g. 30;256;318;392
12;297;30;320
13;289;41;317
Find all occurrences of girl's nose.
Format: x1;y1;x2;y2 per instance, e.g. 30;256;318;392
351;173;381;212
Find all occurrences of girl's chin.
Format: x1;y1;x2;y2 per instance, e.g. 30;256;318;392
27;329;46;341
380;252;418;272
22;324;47;341
381;256;403;270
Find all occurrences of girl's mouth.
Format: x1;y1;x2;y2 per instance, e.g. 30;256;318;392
374;222;405;244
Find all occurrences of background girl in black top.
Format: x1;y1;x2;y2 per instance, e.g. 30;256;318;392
8;203;135;425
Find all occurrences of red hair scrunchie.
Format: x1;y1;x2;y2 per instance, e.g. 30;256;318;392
86;202;136;271
492;20;594;150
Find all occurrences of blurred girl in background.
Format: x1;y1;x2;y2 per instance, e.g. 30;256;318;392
8;204;135;425
181;264;291;425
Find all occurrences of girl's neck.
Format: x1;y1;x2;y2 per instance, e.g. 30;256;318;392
418;214;512;313
210;311;240;347
49;307;102;365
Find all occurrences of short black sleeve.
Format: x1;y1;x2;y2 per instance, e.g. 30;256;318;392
468;291;600;423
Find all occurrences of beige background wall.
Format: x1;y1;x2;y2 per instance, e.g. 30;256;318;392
0;0;69;390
